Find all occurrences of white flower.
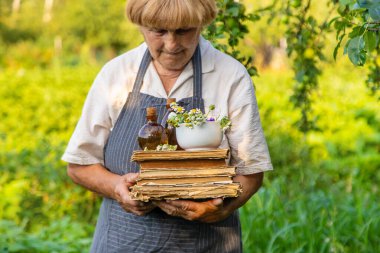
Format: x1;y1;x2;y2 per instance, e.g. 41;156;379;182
168;112;177;119
166;102;231;130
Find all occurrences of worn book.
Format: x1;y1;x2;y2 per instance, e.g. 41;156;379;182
139;166;236;179
129;149;242;201
136;176;232;186
131;149;229;161
130;184;241;201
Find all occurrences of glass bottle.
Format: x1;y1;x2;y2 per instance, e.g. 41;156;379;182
137;107;168;150
161;98;181;149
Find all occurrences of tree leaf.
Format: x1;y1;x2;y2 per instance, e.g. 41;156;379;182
339;0;353;6
348;26;366;38
352;3;363;10
369;5;380;20
363;31;377;51
357;0;380;20
357;0;374;8
345;36;367;66
334;20;346;31
334;34;346;60
328;16;341;28
228;6;240;17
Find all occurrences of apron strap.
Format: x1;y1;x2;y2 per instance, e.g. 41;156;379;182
131;44;203;104
132;49;152;94
192;45;203;108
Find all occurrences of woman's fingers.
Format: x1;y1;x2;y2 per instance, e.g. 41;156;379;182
120;201;154;212
162;198;223;212
154;198;224;221
113;173;157;215
123;173;139;185
154;201;196;220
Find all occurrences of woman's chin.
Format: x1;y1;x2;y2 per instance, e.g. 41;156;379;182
160;60;188;71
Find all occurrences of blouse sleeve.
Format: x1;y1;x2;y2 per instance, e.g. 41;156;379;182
226;74;273;175
61;69;112;165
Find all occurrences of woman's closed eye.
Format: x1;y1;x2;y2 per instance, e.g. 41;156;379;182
150;28;167;36
149;28;196;36
175;28;196;35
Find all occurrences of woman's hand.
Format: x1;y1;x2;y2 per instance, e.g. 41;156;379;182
153;198;231;223
154;173;264;223
114;173;156;216
67;164;156;216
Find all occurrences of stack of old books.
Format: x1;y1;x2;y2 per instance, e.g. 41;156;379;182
129;149;242;201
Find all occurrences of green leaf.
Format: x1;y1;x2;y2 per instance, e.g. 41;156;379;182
345;36;367;66
357;0;380;20
228;6;240;17
247;13;260;21
348;26;366;38
334;20;347;32
363;31;377;51
358;0;380;9
357;0;376;8
369;6;380;20
334;34;346;60
247;67;258;77
329;17;342;28
351;3;363;10
339;0;353;6
295;70;306;83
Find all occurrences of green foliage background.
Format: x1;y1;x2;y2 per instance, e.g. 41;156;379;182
1;0;379;252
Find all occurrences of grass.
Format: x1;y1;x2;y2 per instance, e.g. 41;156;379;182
241;175;380;253
240;65;380;253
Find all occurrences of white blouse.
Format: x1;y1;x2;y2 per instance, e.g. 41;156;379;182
62;37;273;175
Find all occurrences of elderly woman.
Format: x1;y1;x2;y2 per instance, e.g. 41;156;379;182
62;0;272;252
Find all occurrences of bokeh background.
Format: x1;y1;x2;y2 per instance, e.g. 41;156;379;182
0;0;379;252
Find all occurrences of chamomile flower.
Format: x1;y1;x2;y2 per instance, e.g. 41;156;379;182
165;102;231;131
168;112;177;119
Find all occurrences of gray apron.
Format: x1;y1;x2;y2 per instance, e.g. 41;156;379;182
90;45;242;253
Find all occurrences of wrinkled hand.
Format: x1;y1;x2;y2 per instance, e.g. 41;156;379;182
154;198;231;223
114;173;156;216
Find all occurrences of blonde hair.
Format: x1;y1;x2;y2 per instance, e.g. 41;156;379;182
126;0;217;29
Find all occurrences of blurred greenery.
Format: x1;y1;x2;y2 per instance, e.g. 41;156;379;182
1;0;379;252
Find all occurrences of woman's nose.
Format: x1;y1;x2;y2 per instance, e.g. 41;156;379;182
164;33;180;52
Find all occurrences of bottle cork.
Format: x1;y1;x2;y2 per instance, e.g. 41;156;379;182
146;107;157;117
166;98;176;105
166;98;176;109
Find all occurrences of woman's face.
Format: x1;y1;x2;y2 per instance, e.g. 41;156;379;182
140;26;201;72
